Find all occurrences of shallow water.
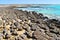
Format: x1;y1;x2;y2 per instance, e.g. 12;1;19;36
15;5;60;20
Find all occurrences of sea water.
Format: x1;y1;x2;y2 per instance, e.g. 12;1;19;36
15;5;60;20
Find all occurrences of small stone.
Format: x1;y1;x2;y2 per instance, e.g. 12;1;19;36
2;29;8;35
5;25;10;30
17;25;23;31
43;16;48;20
11;30;18;36
10;29;15;33
38;13;43;16
4;33;11;39
31;24;40;31
2;30;6;35
25;31;33;37
20;34;27;39
14;22;19;26
16;19;22;22
15;36;23;40
22;24;30;32
10;24;16;29
17;29;25;35
28;20;31;24
46;32;56;37
48;23;56;29
50;28;59;34
32;12;39;19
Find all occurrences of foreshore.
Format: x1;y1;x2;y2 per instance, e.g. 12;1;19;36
0;8;60;40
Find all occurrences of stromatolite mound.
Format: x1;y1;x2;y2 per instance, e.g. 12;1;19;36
0;7;60;40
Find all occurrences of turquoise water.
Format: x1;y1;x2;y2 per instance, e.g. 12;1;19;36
15;5;60;20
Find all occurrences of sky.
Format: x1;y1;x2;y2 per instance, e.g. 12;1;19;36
0;0;60;4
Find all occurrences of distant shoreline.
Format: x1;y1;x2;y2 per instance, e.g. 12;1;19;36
0;4;59;7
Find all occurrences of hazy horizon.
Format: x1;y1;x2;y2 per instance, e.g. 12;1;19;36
0;0;60;4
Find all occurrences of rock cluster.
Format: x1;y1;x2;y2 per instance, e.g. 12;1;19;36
0;8;59;40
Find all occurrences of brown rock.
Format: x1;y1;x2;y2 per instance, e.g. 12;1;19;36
33;30;49;40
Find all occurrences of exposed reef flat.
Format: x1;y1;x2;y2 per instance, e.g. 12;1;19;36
0;7;60;40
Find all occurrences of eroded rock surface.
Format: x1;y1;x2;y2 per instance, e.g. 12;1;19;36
0;8;59;40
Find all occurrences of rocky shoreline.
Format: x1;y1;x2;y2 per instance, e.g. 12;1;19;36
0;8;60;40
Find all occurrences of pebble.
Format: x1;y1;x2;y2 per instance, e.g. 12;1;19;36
25;31;33;37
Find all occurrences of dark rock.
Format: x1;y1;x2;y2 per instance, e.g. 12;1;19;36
30;24;40;31
17;25;23;31
47;19;58;24
0;8;60;40
46;31;57;37
11;32;18;36
4;33;11;39
33;30;49;40
19;15;28;21
10;29;15;33
15;36;23;40
20;34;27;39
38;13;43;16
24;31;33;37
30;19;36;23
35;19;44;24
50;28;59;34
10;24;17;29
32;11;40;19
10;26;13;29
2;29;8;35
56;25;60;28
22;24;28;29
56;22;60;28
28;11;36;19
13;22;23;30
2;30;6;35
14;22;18;26
43;16;48;21
38;23;49;30
22;24;30;32
11;30;18;36
15;23;23;31
48;23;56;29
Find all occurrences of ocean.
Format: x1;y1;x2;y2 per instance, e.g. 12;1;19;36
15;4;60;20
